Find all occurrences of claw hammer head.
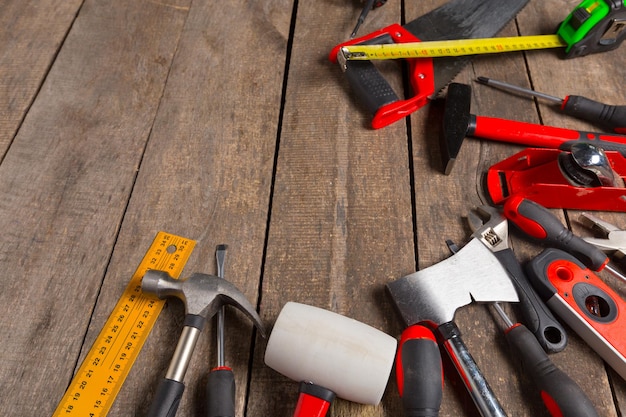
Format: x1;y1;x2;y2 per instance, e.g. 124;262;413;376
142;270;265;336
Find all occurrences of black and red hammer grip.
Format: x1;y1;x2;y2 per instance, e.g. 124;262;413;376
503;195;608;271
395;325;443;417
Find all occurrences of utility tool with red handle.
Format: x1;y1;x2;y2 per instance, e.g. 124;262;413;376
502;195;626;285
441;83;626;174
491;303;598;417
526;248;626;381
387;238;519;417
395;325;443;417
486;147;626;211
476;76;626;134
328;0;530;129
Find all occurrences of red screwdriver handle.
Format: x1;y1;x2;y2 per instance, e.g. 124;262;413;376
504;323;599;417
395;325;443;417
503;195;608;271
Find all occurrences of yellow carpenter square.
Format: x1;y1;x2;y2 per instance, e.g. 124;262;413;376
340;34;567;60
53;232;196;417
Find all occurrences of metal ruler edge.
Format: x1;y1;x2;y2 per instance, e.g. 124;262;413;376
340;34;567;60
53;231;196;417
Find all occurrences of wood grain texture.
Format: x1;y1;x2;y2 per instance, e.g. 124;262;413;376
0;0;625;416
0;0;84;154
0;0;190;415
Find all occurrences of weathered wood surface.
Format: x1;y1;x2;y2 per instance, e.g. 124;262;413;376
0;0;624;416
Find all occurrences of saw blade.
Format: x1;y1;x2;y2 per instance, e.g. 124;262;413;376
404;0;530;94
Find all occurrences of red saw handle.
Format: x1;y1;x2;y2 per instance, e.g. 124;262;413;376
329;24;434;129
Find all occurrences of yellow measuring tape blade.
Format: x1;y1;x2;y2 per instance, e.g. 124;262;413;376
340;34;567;60
53;231;196;417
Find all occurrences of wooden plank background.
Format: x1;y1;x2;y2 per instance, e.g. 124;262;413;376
0;0;624;416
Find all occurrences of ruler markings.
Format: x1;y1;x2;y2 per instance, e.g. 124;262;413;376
52;232;196;416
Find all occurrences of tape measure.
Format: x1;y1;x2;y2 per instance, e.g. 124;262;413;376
339;34;567;61
53;231;196;417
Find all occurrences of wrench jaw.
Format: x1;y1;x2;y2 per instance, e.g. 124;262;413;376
468;206;510;253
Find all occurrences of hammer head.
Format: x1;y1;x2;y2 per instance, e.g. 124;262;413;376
440;82;472;175
386;239;518;327
142;270;265;336
264;302;397;405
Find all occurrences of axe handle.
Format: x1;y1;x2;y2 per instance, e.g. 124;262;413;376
438;322;507;417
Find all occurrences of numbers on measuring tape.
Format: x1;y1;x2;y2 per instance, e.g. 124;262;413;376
53;232;196;417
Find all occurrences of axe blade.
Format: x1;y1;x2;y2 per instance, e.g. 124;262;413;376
387;239;518;326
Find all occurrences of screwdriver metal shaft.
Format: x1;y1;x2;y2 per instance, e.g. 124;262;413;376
477;76;626;133
206;244;235;417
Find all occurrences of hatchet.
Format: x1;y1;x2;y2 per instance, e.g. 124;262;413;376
386;238;519;417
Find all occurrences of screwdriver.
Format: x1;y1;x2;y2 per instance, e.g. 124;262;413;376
502;195;626;283
491;303;599;417
206;244;235;417
477;76;626;134
350;0;387;38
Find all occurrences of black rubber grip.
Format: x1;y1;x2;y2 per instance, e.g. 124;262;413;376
206;369;235;417
344;60;399;116
505;324;599;417
397;325;442;417
563;95;626;133
494;249;567;353
146;378;185;417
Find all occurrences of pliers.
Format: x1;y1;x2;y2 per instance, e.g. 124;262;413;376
468;205;567;353
580;213;626;283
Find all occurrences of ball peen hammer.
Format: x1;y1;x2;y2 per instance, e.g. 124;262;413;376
141;269;265;417
386;239;519;417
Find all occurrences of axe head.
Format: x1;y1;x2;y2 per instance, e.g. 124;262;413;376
386;239;518;327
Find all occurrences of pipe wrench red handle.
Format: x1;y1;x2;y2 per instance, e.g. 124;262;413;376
527;248;626;380
329;25;434;129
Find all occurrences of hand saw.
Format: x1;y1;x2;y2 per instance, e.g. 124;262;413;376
328;0;530;129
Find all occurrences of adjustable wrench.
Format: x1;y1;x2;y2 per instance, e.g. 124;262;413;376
468;206;567;353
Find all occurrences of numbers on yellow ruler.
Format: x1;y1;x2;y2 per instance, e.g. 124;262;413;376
53;232;196;416
340;34;568;60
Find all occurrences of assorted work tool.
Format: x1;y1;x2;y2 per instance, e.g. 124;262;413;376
387;238;519;417
490;303;599;417
467;205;568;353
527;248;626;381
263;302;397;417
52;232;196;417
486;147;626;211
476;76;626;133
338;0;626;61
580;212;626;276
441;82;626;175
205;245;235;417
350;0;387;38
328;0;530;129
395;325;443;417
142;269;265;417
503;195;626;285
